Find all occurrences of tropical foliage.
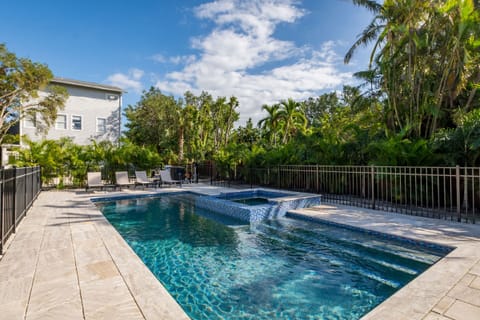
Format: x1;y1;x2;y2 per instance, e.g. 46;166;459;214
346;0;480;138
124;88;239;163
12;137;162;187
6;0;480;186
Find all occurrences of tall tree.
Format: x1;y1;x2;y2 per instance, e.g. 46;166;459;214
124;87;181;154
211;96;240;151
278;98;307;144
302;93;341;127
346;0;480;138
184;91;214;160
0;44;67;143
258;104;281;147
125;89;239;163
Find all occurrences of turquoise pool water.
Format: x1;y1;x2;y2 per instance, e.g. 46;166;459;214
232;197;270;206
97;193;448;320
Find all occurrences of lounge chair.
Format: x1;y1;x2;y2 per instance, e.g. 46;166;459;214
86;172;114;191
115;171;135;189
135;170;154;188
159;169;182;187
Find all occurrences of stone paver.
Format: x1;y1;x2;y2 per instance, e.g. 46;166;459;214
0;186;479;320
444;300;480;320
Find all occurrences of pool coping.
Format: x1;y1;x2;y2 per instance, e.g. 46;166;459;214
1;186;479;319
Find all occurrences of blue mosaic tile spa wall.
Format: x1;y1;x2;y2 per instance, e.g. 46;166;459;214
195;190;322;223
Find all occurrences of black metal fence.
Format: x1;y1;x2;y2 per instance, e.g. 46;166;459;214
196;163;480;223
0;166;42;254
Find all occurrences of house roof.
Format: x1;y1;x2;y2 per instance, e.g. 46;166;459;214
51;77;124;94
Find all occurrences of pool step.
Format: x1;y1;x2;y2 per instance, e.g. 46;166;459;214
268;220;439;270
253;229;403;289
252;222;435;288
270;218;442;265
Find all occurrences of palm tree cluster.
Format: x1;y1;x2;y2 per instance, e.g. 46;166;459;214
259;99;307;146
346;0;480;138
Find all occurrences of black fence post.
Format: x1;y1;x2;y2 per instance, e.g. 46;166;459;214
194;162;198;184
12;166;17;233
209;162;213;185
456;165;461;222
248;167;253;189
24;167;27;216
371;165;376;210
39;166;42;192
0;167;4;255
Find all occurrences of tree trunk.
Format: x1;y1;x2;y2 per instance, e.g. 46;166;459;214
178;126;184;162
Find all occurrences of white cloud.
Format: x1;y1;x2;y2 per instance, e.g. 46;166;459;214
151;54;167;63
155;0;353;125
152;54;196;65
130;68;144;80
106;69;144;93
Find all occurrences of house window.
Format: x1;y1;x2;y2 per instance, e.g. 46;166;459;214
55;114;67;130
72;115;82;130
24;114;37;128
96;118;106;133
106;94;119;101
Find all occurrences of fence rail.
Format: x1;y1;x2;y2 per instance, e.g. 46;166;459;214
0;166;41;254
197;163;480;223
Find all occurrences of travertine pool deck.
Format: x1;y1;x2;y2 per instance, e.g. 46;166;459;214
0;186;479;320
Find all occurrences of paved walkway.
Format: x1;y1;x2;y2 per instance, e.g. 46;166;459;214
0;189;189;320
0;187;479;319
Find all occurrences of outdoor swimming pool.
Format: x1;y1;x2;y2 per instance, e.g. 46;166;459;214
96;193;450;320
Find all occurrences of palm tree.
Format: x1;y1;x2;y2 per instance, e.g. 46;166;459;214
346;0;480;138
344;0;384;66
277;99;307;144
223;96;239;146
258;104;281;146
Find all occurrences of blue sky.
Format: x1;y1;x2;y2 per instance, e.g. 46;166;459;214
1;0;373;125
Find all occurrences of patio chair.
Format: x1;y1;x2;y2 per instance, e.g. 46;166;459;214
159;169;182;187
115;171;135;189
86;172;114;192
135;170;154;189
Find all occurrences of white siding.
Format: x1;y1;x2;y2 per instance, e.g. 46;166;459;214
22;85;121;145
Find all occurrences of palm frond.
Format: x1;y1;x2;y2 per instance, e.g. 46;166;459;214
351;0;382;13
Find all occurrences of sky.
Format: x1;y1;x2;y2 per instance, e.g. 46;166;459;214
1;0;374;126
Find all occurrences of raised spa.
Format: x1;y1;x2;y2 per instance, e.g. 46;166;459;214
195;189;322;222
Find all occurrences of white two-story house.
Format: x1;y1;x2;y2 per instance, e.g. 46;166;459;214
21;77;123;146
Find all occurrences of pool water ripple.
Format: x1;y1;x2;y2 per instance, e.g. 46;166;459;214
97;193;448;320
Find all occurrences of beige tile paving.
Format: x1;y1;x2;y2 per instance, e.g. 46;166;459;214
0;186;479;320
0;189;189;320
444;300;480;320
